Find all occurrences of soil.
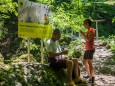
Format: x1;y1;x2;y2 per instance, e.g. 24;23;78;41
81;40;115;86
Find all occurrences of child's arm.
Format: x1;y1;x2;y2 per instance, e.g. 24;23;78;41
80;30;92;41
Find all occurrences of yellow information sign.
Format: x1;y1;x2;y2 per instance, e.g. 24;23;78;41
18;22;53;38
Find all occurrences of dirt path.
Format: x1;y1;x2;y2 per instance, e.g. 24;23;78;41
81;40;115;86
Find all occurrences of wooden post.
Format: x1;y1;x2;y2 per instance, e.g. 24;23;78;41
27;38;30;62
41;38;44;63
93;19;105;40
96;21;98;40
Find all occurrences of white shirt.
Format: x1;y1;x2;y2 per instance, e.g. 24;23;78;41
46;39;62;58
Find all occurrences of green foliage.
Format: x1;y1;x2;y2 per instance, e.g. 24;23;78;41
0;21;7;39
0;63;67;86
68;38;84;59
0;0;115;62
0;54;4;63
83;0;115;36
99;56;115;75
99;35;115;54
0;0;18;59
112;17;115;23
0;0;18;19
108;35;115;53
59;34;72;48
105;57;115;65
36;0;84;31
11;54;37;63
16;38;41;62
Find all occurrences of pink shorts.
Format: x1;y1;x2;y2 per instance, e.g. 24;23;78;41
48;56;67;69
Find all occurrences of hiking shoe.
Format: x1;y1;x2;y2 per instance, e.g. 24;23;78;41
91;77;95;84
68;81;76;86
87;77;91;83
73;77;86;84
83;75;90;78
88;77;95;84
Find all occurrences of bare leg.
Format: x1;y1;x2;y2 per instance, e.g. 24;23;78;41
83;59;90;76
66;60;73;82
88;59;94;77
72;58;79;79
72;58;86;84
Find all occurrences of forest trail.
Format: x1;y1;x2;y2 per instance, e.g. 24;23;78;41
81;40;115;86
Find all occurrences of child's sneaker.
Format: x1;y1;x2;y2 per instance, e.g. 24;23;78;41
73;77;86;84
83;75;90;78
68;81;76;86
88;77;95;84
91;77;95;84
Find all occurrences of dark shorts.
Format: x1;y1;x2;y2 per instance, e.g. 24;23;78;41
84;50;95;59
48;56;67;69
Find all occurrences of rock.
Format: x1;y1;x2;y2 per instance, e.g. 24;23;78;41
106;45;111;49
